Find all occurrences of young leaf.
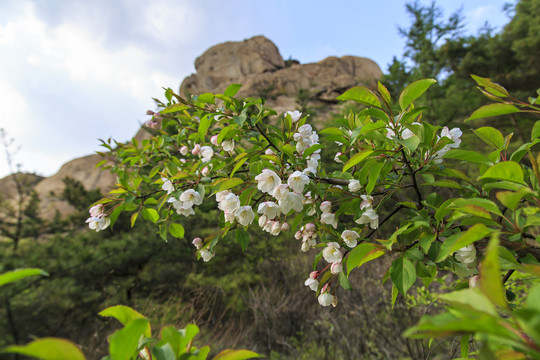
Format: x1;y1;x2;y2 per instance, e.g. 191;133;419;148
336;86;381;108
389;257;416;296
398;78;437;110
213;349;261;360
142;208;160;223
169;223;185;239
479;234;508;310
108;318;150;360
479;161;525;184
224;84;242;97
467;104;519;121
343;149;373;172
98;305;150;336
473;127;505;149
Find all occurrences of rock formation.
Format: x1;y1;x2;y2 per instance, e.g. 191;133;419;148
1;35;382;218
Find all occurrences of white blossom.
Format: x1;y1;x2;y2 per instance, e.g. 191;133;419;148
222;140;235;152
348;179;362;192
298;124;313;138
224;210;236;223
179;189;203;208
331;262;343;274
89;204;103;217
191;144;201;155
355;208;379;229
192;237;203;249
279;192;304;214
258;214;268;228
218;193;240;213
257;201;281;219
322;242;342;263
455;244;476;264
216;190;231;203
288;171;310;194
360;194;373;210
255;169;281;194
304;271;319;291
320;201;332;213
341;230;360;248
334;152;343;163
200;249;214;262
86;216;110;232
180;146;189;156
210;135;219;146
269;221;282;236
440;126;462;148
318;291;334;307
321;212;338;229
272;184;289;201
235;206;255;226
200;146;214;162
281;222;289;231
161;178;174;194
286;110;302;122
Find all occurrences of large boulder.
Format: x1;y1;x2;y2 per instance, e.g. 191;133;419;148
180;36;383;117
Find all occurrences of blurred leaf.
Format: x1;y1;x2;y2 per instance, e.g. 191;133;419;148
224;84;242;97
99;305;151;337
2;338;86;360
108;318;149;360
496;188;532;211
213;349;261;360
235;229;250;251
479;234;508;310
0;268;48;288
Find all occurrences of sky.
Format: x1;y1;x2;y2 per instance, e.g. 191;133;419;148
0;0;512;178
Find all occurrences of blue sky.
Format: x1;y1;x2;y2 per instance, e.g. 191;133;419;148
0;0;512;178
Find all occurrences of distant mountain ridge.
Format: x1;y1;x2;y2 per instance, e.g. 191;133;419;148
0;35;382;217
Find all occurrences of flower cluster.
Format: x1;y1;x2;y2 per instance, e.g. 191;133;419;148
295;223;318;252
86;204;110;232
216;190;255;226
166;186;203;217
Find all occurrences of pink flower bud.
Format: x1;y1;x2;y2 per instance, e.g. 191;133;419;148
281;222;289;231
321;283;329;293
89;204;103;217
180;146;189;156
294;230;303;240
265;148;274;155
305;223;316;232
331;262;343;274
191;144;201;155
320;201;332;213
469;275;480;288
210;135;219;146
192;237;203;249
146;110;155;115
201;166;210;176
309;271;319;279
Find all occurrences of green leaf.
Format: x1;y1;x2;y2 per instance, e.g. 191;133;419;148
196;93;215;104
198;115;211;141
532;120;540;140
450;223;492;254
378;81;391;105
108;318;150;360
473;127;505;149
479;234;508;310
471;75;510;97
217;178;244;192
336;86;381;108
467;104;520;121
160;326;183;357
152;343;176;360
2;338;86;360
479;161;525;184
450;198;502;216
365;162;384;194
224;84;242;97
235;229;250;251
389;257;416;296
142;208;160;223
443;149;494;165
303;144;324;159
496;188;532;211
231;157;248;178
160;103;188;115
0;268;48;288
398;78;437;110
339;271;353;290
440;288;497;316
169;223;185;239
346;243;385;275
212;349;261;360
98;305;151;337
343;150;373;172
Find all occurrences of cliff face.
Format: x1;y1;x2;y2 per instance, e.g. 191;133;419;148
1;35;382;217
